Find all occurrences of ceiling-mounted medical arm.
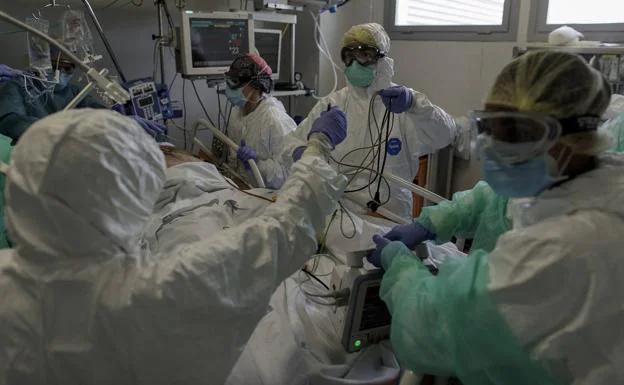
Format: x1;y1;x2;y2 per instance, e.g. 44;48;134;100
0;9;130;105
80;0;128;83
193;119;266;189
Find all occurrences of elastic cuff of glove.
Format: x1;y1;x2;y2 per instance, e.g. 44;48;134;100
307;132;335;150
381;241;411;271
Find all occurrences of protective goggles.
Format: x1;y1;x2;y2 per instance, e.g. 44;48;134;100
225;76;252;90
340;44;386;67
471;111;600;164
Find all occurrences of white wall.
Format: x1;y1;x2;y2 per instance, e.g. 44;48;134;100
319;0;533;192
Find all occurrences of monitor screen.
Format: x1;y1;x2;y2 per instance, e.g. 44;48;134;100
358;285;391;332
254;30;281;76
189;18;250;69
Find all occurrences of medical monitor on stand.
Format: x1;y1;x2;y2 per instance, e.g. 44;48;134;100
254;28;282;80
178;12;255;78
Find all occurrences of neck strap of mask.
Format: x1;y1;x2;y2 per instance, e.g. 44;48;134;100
558;115;601;136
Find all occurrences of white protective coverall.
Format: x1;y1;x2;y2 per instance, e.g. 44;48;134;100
281;24;461;220
228;95;296;189
0;109;346;385
493;152;624;384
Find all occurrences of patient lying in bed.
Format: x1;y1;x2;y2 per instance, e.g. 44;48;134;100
148;157;463;385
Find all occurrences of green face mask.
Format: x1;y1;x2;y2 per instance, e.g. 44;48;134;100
344;62;376;88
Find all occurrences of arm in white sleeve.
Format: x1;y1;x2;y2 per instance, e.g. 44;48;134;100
403;89;461;156
149;153;347;312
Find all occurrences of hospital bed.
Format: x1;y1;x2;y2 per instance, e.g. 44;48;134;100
145;158;465;385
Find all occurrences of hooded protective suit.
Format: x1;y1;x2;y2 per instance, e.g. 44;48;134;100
227;95;296;189
0;109;346;385
281;23;460;220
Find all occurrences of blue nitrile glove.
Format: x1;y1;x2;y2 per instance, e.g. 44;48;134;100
378;85;413;113
237;140;257;170
129;116;166;138
367;234;392;268
111;103;126;115
307;106;347;150
0;64;18;80
292;145;307;162
382;221;437;250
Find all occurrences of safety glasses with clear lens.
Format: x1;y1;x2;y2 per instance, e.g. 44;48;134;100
340;44;386;67
471;111;562;165
225;76;251;90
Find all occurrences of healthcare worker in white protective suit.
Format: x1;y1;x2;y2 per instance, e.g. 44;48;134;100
0;107;347;384
283;23;463;220
225;53;296;189
371;50;624;385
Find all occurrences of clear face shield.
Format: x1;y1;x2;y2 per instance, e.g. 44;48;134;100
471;111;563;165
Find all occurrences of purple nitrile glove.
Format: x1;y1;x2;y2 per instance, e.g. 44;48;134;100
378;85;413;114
367;234;392;268
292;145;307;162
129;116;166;138
237;140;257;170
382;221;437;250
0;64;19;80
307;106;347;150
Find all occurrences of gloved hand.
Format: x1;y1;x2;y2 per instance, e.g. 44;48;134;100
308;106;347;150
378;86;413;114
0;64;18;80
292;145;307;162
111;103;127;115
367;234;391;268
129;116;166;138
383;221;437;249
237;140;257;170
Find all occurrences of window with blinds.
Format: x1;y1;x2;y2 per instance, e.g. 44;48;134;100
546;0;624;25
394;0;506;26
529;0;624;43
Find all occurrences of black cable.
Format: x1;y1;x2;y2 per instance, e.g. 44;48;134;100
182;79;187;150
217;83;222;130
301;267;330;291
191;80;217;128
337;0;351;7
338;202;357;239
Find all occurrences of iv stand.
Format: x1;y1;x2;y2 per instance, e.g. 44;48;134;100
79;0;128;83
155;0;168;85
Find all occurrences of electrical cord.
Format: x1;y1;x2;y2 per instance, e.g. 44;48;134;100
191;80;218;128
301;267;329;290
182;79;188;150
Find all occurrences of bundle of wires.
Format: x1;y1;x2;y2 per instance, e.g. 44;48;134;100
330;94;394;211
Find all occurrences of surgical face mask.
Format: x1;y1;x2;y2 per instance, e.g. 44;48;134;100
225;86;248;108
55;72;73;91
344;61;376;88
481;152;562;198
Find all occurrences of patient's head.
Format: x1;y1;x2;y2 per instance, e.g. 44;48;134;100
160;145;202;167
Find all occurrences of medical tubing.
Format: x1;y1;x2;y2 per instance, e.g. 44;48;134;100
194;119;266;188
0;10;90;74
310;10;339;100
